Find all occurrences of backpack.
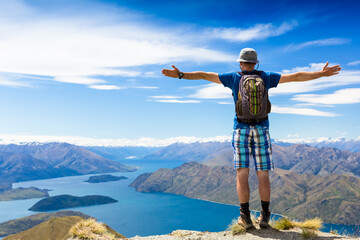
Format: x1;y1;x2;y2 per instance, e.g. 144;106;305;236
235;71;271;123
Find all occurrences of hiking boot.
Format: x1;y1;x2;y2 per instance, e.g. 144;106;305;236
258;210;271;228
238;212;254;229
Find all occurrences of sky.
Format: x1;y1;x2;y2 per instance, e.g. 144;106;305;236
0;0;359;146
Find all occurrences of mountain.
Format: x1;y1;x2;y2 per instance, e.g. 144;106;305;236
0;151;78;183
272;144;360;177
273;137;360;152
86;146;161;160
143;141;230;162
0;142;137;183
0;183;12;192
130;162;360;225
29;194;118;211
0;211;90;237
160;142;360;177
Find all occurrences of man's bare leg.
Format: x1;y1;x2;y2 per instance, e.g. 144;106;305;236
237;168;250;203
237;168;254;228
256;170;270;201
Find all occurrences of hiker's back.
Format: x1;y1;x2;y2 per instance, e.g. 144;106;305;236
235;71;271;124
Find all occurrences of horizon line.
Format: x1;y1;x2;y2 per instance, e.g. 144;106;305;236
0;134;359;147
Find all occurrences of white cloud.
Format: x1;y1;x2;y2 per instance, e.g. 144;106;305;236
348;60;360;66
54;76;106;85
150;99;201;104
209;21;298;42
285;38;350;51
287;133;300;138
217;101;232;105
292;88;360;105
189;83;232;99
0;1;233;89
271;105;337;117
150;95;180;99
0;134;231;147
88;85;123;90
0;79;32;87
281;63;325;73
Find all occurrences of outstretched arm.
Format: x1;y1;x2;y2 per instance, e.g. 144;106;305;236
161;65;221;84
279;62;341;84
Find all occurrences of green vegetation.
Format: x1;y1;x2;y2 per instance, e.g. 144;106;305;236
29;194;118;211
0;187;48;201
84;174;127;183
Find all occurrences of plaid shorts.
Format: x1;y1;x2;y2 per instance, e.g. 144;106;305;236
231;126;274;171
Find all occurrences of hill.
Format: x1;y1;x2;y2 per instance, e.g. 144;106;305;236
0;210;90;237
3;216;85;240
29;194;118;211
130;162;360;225
0;142;137;183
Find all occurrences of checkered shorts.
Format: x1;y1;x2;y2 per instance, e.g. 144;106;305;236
232;126;274;171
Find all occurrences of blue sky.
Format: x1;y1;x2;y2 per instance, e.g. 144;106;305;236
0;0;359;145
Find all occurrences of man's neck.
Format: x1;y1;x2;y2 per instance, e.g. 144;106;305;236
241;68;255;72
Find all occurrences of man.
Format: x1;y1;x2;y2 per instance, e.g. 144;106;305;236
161;48;341;229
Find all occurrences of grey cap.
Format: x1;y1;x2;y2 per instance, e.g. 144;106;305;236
236;48;259;63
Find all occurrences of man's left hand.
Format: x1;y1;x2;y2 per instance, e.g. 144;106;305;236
321;62;341;77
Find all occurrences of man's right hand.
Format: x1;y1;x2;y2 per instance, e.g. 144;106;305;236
161;65;180;78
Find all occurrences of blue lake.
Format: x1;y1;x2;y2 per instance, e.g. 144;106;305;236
0;160;358;237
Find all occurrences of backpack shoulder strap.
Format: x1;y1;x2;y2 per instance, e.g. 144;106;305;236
238;70;263;76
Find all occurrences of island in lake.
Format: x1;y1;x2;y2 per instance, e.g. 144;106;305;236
0;187;49;201
84;174;127;183
28;194;118;211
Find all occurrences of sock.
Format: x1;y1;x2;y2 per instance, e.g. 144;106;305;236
261;200;270;214
240;202;250;218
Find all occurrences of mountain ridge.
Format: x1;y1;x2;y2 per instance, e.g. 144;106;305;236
0;142;136;183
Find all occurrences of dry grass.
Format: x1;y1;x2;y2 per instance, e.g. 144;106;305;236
300;227;318;239
70;218;115;240
228;219;246;235
272;218;295;230
272;217;323;239
297;218;323;230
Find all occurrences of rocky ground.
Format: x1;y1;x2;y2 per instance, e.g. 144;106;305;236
128;228;358;240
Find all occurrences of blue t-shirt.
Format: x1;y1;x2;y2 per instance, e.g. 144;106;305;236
218;70;281;129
